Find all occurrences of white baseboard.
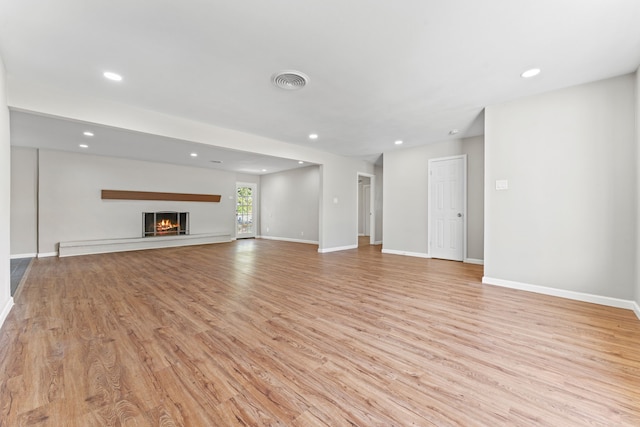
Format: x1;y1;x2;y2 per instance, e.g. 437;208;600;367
11;253;36;259
374;240;382;245
38;252;58;258
464;258;484;265
482;276;636;311
358;233;364;236
258;236;319;245
318;244;358;253
0;297;14;329
381;249;431;259
633;301;640;321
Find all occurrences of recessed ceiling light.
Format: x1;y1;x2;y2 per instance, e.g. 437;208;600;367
394;140;403;145
298;161;304;164
83;131;94;137
309;133;318;140
190;153;198;157
449;129;459;135
79;144;89;148
521;68;541;78
103;71;123;81
261;169;267;172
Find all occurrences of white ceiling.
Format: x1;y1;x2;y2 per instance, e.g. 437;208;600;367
1;0;639;171
9;110;314;174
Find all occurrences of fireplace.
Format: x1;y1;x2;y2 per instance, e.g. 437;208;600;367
143;212;189;237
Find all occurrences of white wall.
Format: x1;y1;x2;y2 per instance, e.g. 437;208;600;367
382;136;484;260
37;150;237;255
485;74;636;300
0;55;12;327
464;137;485;261
261;166;320;243
636;67;640;316
316;158;374;251
10;147;37;257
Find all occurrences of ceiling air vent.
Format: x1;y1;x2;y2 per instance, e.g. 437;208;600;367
271;70;309;90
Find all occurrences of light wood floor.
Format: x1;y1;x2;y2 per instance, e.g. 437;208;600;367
1;239;639;426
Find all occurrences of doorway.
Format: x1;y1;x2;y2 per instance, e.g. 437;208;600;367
357;173;375;246
428;155;466;261
236;183;256;239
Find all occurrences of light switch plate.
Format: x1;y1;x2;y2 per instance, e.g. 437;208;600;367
495;179;509;190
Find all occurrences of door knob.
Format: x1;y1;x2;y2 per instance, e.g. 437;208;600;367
457;213;462;217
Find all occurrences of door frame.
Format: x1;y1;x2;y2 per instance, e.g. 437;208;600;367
356;172;375;246
235;182;257;239
362;184;371;237
427;155;467;260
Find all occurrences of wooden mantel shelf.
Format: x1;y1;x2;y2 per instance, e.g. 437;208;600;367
101;190;221;203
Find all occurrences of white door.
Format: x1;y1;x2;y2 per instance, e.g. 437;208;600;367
236;183;256;239
363;185;371;236
429;156;465;261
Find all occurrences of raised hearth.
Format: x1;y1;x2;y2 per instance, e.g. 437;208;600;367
58;232;232;257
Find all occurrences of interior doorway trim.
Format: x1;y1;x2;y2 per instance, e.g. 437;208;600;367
427;155;467;261
356;172;375;246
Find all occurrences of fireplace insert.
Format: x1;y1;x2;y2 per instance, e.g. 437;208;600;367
143;212;189;237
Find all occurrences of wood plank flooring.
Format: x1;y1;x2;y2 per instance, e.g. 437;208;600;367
1;239;639;426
